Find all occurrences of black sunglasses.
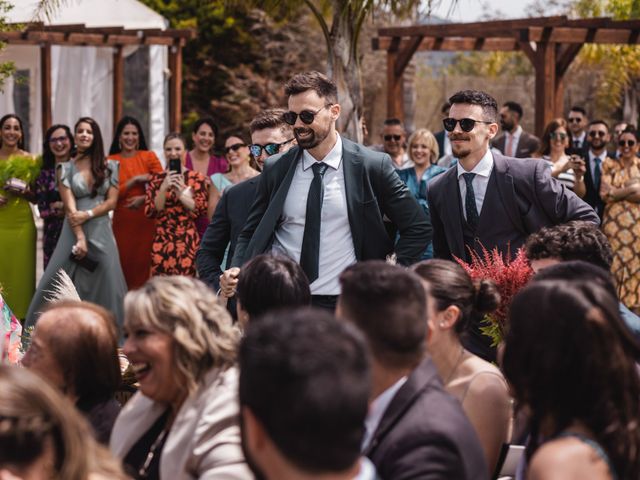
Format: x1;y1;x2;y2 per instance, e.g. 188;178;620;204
283;105;332;126
589;131;607;138
249;138;295;157
549;132;567;140
383;134;402;142
619;139;636;147
443;117;493;133
224;143;246;154
568;117;582;123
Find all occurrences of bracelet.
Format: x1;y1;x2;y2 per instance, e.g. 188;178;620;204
87;209;94;218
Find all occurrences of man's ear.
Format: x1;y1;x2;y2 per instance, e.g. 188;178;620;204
242;405;267;452
330;103;341;122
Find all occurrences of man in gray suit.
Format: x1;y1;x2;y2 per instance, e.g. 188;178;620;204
428;90;599;263
223;71;431;309
491;101;540;158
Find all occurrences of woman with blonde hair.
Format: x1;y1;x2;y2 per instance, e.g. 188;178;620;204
0;365;126;480
111;276;251;479
397;128;446;259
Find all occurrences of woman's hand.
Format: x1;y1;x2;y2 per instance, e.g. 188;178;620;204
72;237;88;259
69;210;90;227
125;194;145;209
168;172;186;192
51;201;65;217
125;173;151;190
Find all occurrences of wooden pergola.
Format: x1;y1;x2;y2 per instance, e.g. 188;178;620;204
0;23;195;133
373;16;640;136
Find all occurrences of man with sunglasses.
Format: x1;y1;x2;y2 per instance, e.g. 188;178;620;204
379;118;412;169
573;119;611;219
197;109;296;296
225;71;430;310
567;106;589;150
427;89;598;265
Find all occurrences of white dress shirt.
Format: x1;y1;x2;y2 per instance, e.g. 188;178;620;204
272;135;356;295
362;376;407;451
504;125;522;157
443;134;452;156
456;149;494;221
571;131;586;148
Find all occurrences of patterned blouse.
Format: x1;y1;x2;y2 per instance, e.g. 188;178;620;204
35;166;64;268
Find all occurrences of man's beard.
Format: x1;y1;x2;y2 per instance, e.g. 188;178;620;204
500;119;514;132
294;124;329;150
449;134;471;159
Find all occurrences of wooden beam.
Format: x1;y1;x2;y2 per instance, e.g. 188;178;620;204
394;36;422;77
528;26;640;44
40;43;52;134
112;45;124;128
169;45;183;133
556;43;582;78
533;41;556;137
378;15;568;38
375;36;520;52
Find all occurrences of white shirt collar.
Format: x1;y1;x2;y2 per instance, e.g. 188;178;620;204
572;131;586;143
456;148;494;178
362;376;407;450
508;125;522;139
302;134;342;171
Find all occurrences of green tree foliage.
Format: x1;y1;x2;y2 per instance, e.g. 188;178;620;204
0;0;17;90
139;0;327;142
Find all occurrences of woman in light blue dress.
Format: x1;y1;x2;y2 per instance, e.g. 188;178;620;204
26;117;126;329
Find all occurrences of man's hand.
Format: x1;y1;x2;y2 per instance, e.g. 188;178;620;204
219;267;240;298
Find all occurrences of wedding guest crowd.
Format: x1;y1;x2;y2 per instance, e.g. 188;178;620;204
2;70;640;480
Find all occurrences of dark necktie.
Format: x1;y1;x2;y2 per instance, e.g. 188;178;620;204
462;173;479;230
573;139;581;149
594;156;602;190
300;162;329;283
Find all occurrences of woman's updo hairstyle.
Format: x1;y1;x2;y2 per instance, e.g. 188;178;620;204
412;259;500;335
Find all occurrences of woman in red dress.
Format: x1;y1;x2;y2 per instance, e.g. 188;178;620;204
145;133;208;276
108;116;163;290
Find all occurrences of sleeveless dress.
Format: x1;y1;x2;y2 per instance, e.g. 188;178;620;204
25;160;127;329
110;151;163;290
0;155;38;319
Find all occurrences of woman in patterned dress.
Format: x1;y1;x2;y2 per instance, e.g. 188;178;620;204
36;124;74;268
145;133;208;276
600;127;640;314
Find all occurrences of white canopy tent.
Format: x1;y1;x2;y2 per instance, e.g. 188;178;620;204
0;0;190;156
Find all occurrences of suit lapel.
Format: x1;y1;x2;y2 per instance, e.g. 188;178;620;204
492;153;526;235
342;138;364;259
441;169;466;259
365;359;439;457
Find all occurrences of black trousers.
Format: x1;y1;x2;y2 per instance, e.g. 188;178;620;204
311;294;338;312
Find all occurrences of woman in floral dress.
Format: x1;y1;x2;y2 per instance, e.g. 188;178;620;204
600;127;640;314
145;133;208;276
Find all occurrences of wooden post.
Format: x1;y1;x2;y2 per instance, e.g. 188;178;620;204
40;43;52;134
533;41;556;137
386;49;404;120
113;45;124;127
169;44;182;133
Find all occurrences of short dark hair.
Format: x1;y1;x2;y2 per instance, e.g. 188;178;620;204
569;106;587;116
588;119;610;132
338;261;426;368
284;71;338;104
503;101;523;119
449;90;498;122
412;259;500;337
383;117;404;128
236;254;311;318
192;117;219;138
109;115;149;155
239;309;370;473
249;108;291;135
441;102;451;114
524;221;613;271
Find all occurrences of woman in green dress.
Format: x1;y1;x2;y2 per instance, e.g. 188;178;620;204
0;114;37;320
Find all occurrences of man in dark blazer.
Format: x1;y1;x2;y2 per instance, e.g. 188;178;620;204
337;262;488;480
491;101;540;158
196;109;295;292
573;120;610;219
224;71;431;309
428;90;599;264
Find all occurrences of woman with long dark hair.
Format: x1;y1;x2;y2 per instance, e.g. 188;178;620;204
26;117;127;329
0;113;38;319
36;124;75;268
503;280;640;479
108;116;162;290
